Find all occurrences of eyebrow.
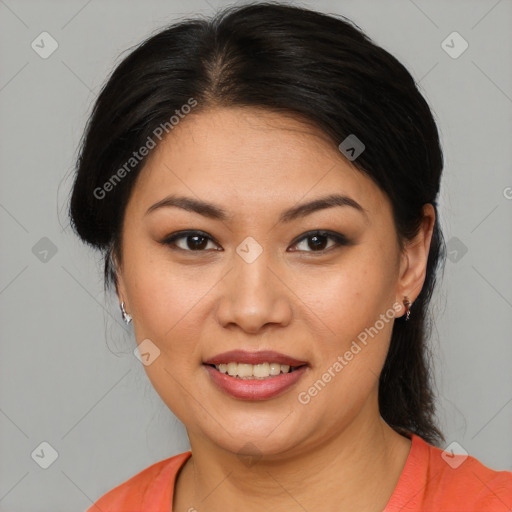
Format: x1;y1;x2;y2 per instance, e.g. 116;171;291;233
144;193;368;223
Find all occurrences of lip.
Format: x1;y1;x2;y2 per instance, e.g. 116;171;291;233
203;364;308;400
203;349;308;366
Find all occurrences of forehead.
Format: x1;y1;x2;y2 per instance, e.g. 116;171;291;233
127;107;389;219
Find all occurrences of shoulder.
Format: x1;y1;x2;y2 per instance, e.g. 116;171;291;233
411;434;512;509
85;451;192;512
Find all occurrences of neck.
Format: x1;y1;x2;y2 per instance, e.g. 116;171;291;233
173;393;412;512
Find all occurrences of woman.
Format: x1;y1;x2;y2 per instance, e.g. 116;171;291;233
68;2;512;511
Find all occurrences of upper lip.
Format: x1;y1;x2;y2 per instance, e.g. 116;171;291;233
203;350;308;367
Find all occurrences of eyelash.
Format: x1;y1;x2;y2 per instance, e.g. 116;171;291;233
160;230;350;255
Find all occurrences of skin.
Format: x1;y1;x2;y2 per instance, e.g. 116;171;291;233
114;106;435;512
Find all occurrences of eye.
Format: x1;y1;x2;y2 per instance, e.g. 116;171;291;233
160;229;350;254
160;230;221;252
289;230;350;253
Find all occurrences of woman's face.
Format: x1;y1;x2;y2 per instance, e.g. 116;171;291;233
115;106;433;458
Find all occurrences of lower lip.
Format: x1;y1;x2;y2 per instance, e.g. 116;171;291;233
203;364;308;400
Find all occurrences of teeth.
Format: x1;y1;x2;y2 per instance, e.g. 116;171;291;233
215;362;296;379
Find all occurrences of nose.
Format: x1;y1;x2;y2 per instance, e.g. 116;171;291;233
215;247;293;334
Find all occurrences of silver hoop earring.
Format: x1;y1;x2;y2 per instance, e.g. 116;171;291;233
120;301;132;324
403;296;412;321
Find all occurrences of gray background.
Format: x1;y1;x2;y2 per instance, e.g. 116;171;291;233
1;0;511;510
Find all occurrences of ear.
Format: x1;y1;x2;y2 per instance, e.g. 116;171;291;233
111;249;129;310
396;203;435;311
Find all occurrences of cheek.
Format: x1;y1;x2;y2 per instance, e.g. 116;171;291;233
294;257;396;420
290;247;398;408
125;255;213;420
123;246;214;361
292;247;396;340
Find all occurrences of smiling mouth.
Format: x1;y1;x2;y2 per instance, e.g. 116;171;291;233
204;362;307;379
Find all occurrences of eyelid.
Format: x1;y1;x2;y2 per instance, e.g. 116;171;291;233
288;230;350;252
160;230;222;251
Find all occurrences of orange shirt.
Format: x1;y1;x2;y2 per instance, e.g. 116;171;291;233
86;433;512;511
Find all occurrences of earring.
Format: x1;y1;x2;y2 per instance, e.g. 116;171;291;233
120;301;132;324
403;296;412;321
